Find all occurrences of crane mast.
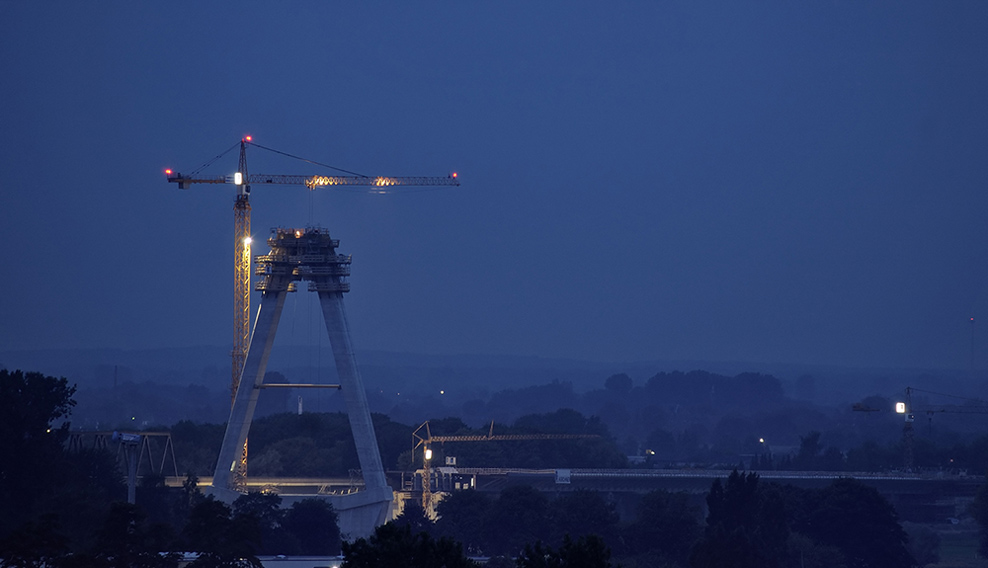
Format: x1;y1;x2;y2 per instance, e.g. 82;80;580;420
232;142;251;489
234;140;251;406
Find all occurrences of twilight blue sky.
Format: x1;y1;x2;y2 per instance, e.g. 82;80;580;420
2;2;987;370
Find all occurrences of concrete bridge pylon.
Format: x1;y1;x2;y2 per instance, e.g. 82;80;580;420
208;227;391;539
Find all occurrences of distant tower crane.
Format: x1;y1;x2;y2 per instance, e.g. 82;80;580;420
166;137;459;487
855;386;988;471
411;421;598;517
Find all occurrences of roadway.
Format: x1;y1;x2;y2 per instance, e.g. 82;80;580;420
160;467;981;523
165;467;982;502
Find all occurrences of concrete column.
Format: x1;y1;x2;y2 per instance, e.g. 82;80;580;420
212;290;288;490
318;291;388;490
126;443;138;504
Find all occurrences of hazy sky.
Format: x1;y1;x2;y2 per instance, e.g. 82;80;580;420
2;2;987;370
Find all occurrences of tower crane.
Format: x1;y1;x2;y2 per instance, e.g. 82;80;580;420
166;137;459;487
411;421;599;516
854;386;988;471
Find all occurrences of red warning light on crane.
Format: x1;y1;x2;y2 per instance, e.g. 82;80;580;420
451;172;458;179
244;135;252;142
164;169;173;175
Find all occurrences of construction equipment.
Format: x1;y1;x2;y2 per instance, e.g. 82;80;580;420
411;421;598;516
854;387;988;471
896;387;988;470
166;137;459;487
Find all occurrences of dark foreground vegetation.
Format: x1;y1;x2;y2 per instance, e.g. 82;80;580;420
1;367;986;567
390;471;927;568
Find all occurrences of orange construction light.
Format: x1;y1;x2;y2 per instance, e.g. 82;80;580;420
244;135;252;142
165;169;173;175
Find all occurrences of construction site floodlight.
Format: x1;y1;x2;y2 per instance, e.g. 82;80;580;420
896;402;906;413
244;236;252;245
234;172;244;185
425;449;433;461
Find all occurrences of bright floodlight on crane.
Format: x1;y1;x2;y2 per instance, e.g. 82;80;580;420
896;402;907;413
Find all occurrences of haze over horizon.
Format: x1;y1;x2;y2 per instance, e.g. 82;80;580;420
3;3;988;372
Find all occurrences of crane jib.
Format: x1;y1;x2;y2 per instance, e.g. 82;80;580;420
167;173;460;189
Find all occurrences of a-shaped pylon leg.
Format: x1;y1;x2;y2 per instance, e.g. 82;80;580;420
318;291;387;490
210;227;392;536
212;289;287;491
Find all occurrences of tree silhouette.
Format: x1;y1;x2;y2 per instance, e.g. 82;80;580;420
690;471;788;568
393;500;434;536
800;478;915;568
83;502;180;568
604;373;633;394
0;369;77;536
181;498;262;568
341;522;475;568
484;485;552;556
435;489;492;555
232;492;294;555
517;535;613;568
549;490;619;547
624;489;700;565
282;498;341;555
0;514;69;568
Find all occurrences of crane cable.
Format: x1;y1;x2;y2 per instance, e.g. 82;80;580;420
907;386;988;415
908;386;988;407
247;141;366;177
188;142;240;176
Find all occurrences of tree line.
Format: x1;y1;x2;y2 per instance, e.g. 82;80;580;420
0;367;978;567
74;365;988;477
380;471;931;568
169;408;627;478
